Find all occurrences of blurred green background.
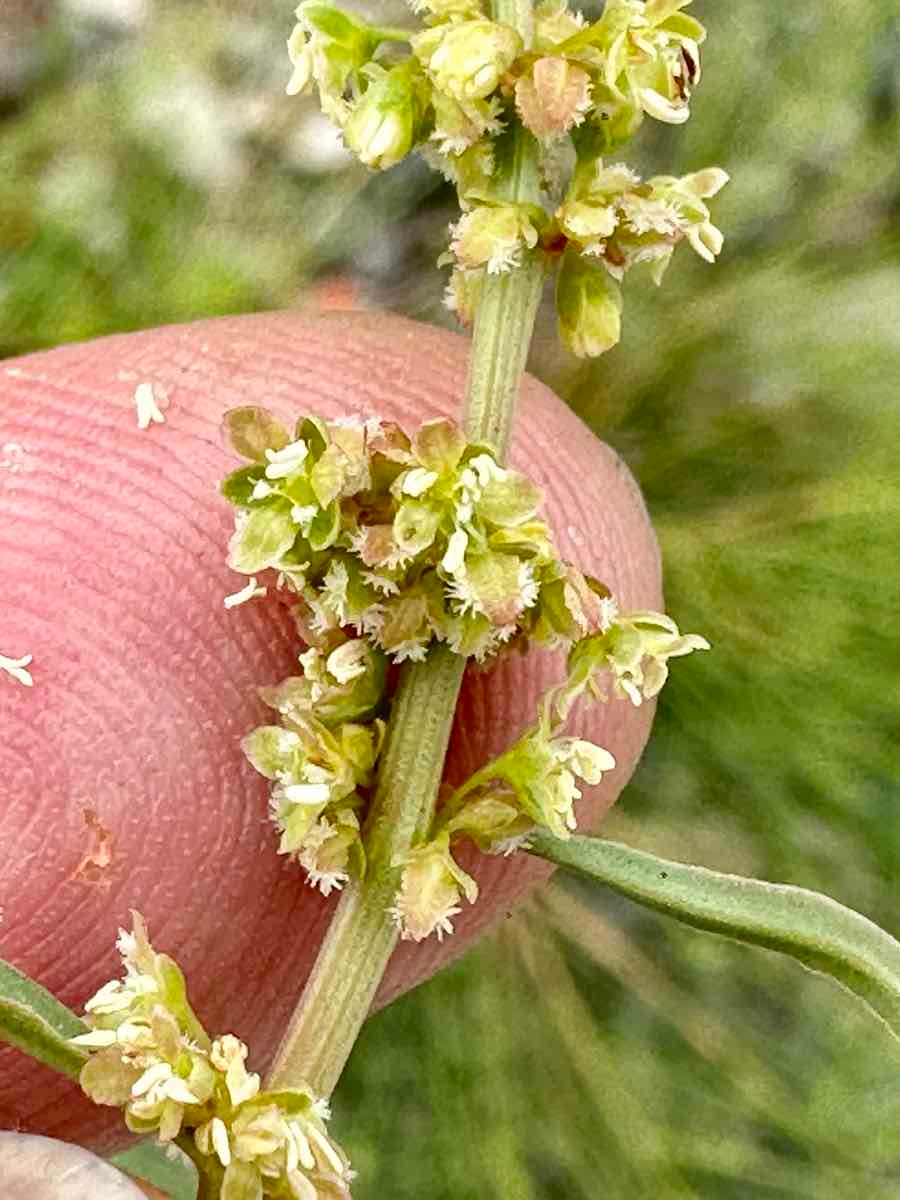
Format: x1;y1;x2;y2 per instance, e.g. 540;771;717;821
3;0;900;1195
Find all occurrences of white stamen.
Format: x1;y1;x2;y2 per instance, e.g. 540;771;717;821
0;652;33;687
326;641;369;684
290;1122;317;1172
211;1117;232;1167
224;577;267;609
441;529;468;575
401;467;439;497
264;439;308;480
131;1062;173;1098
306;1122;346;1174
282;782;332;805
69;1028;118;1048
165;1076;201;1105
291;504;318;531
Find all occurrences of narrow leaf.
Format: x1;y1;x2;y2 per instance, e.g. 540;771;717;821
529;832;900;1040
111;1141;198;1200
0;958;88;1078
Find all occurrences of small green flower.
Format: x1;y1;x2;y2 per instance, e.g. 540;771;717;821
479;728;617;839
560;608;710;715
600;0;707;126
443;791;535;855
429;91;503;156
243;714;381;873
286;2;385;124
344;63;430;170
413;18;522;102
296;809;365;896
261;638;387;729
533;0;588;49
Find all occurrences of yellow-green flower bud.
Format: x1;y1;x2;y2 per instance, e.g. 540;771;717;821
445;792;535;854
344;64;428;170
555;246;623;358
413;19;522;102
557;198;618;247
289;2;385;125
462;726;617;840
297;808;363;895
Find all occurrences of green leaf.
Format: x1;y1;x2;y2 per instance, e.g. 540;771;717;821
0;958;88;1079
529;832;900;1040
111;1141;198;1200
307;501;341;551
228;506;297;574
221;465;263;507
555;245;623;359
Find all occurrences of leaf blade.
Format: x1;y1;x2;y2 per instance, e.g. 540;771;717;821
0;958;88;1079
529;832;900;1040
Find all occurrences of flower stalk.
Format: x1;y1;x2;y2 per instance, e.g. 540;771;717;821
264;0;545;1103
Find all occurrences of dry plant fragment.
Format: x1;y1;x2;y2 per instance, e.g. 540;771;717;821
71;809;115;888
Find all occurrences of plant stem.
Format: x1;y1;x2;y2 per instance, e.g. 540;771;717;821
265;3;544;1102
266;644;465;1097
464;140;544;458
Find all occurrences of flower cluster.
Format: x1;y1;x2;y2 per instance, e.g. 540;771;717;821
393;602;708;938
223;408;610;664
553;162;729;354
283;0;727;357
72;915;352;1200
559;607;711;713
223;407;617;899
222;409;709;940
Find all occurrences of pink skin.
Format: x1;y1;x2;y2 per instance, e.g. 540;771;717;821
0;312;662;1150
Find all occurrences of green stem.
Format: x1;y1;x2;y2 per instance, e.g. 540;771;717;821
265;2;545;1102
372;25;413;42
464;248;545;460
266;645;464;1097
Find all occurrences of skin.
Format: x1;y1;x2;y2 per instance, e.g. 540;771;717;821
0;311;662;1156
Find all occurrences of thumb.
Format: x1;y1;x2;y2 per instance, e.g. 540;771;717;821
0;310;661;1148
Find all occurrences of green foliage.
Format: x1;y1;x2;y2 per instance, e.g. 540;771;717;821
530;832;900;1041
0;958;87;1079
111;1142;198;1200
